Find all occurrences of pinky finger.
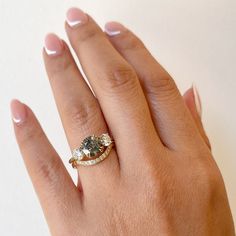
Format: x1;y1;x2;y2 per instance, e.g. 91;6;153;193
11;99;82;235
183;86;211;150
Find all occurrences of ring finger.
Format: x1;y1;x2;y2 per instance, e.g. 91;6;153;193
65;8;163;175
43;34;120;193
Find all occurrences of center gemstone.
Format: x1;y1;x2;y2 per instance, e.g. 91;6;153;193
81;136;103;158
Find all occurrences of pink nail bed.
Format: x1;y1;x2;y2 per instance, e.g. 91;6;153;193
44;33;63;56
10;99;27;124
105;22;126;36
66;7;88;27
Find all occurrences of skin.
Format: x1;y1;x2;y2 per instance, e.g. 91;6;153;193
12;9;235;236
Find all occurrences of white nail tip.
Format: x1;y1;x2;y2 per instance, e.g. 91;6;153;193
13;117;22;124
44;47;57;56
105;30;121;37
192;83;202;117
66;19;82;27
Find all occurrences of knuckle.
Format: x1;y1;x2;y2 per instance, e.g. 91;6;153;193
19;126;43;149
77;27;98;44
49;55;73;80
103;63;139;93
119;33;144;51
71;22;102;45
204;165;222;192
146;176;172;210
18;126;61;184
145;71;179;101
36;156;61;183
142;159;172;204
65;99;100;129
147;71;175;92
189;158;222;197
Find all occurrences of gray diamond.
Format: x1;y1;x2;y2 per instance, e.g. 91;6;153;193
81;136;103;158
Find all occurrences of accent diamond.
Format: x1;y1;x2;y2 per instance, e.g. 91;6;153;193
100;133;112;146
72;148;84;160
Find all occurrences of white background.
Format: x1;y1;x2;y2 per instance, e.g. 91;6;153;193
0;0;235;235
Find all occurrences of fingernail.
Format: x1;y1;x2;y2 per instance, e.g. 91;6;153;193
192;84;202;117
66;7;88;27
44;33;63;56
10;99;27;124
105;22;126;36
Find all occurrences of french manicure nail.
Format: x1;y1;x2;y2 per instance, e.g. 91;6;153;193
66;7;88;27
192;84;202;117
10;99;27;124
44;33;63;56
105;22;126;36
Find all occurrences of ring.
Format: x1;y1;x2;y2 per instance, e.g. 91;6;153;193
69;133;114;167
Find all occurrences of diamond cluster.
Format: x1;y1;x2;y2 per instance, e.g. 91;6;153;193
71;133;113;163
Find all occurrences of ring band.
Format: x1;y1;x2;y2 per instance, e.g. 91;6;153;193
69;133;114;167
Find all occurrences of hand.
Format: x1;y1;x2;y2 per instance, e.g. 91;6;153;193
11;7;235;236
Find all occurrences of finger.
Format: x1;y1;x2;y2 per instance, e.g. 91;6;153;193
65;8;163;170
11;99;82;235
105;22;203;151
183;86;211;149
43;33;120;192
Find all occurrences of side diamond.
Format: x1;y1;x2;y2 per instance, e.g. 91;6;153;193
72;148;84;161
100;133;112;146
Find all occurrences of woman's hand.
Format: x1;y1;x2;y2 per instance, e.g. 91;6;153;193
11;7;235;236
